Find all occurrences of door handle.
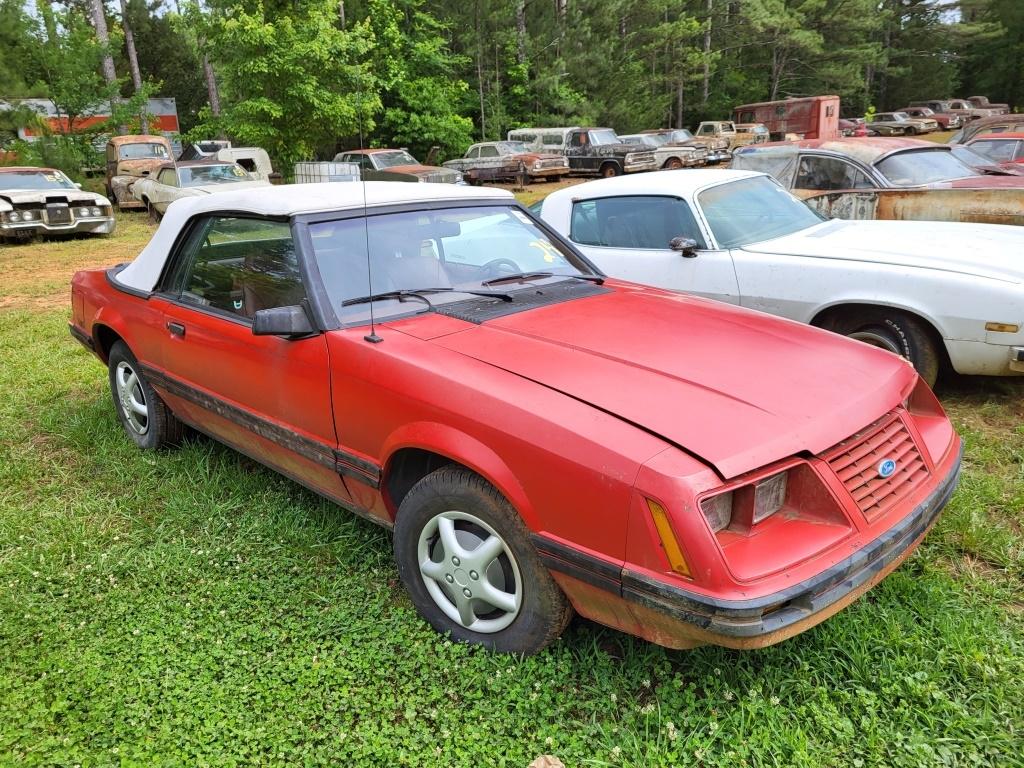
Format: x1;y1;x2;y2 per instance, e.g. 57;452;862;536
166;321;186;337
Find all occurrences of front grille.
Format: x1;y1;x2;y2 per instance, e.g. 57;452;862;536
824;413;929;520
45;204;72;224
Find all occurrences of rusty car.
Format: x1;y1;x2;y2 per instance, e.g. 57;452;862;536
70;181;962;653
732;96;841;141
1;166;114;242
442;141;568;184
967;96;1010;115
909;100;976;125
948;98;1003;120
332;148;464;185
130;160;271;219
965;133;1024;168
731;138;1024;226
105;134;174;210
950;114;1024;144
617;133;708;169
869;112;938;136
899;106;962;131
641;128;725;164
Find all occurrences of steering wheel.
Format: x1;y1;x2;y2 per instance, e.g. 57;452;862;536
481;258;521;278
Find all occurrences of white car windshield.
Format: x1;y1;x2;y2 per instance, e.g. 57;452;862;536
0;170;77;190
309;205;598;322
876;149;981;186
118;143;170;160
372;151;418;168
667;130;695;142
698;176;825;248
498;142;530;154
179;164;252;186
589;129;620;146
622;135;661;147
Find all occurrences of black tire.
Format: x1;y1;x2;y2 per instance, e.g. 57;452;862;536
393;466;573;654
144;199;162;224
107;341;185;449
905;126;917;136
830;309;941;387
599;162;622;178
664;157;683;170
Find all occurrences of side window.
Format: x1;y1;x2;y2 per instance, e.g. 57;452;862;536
479;145;499;158
698;124;712;135
467;147;479;159
971;140;1016;162
157;168;177;186
795;156;875;191
570;132;587;147
541;133;562;146
570;196;706;250
171;217;305;320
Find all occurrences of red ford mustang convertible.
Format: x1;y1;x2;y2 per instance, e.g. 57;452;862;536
70;183;961;654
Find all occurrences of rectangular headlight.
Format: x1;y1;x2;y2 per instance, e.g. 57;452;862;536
701;491;734;533
753;472;787;523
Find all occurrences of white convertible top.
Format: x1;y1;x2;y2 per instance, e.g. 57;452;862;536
116;182;514;292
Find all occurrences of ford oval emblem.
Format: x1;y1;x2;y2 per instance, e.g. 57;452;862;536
877;458;897;479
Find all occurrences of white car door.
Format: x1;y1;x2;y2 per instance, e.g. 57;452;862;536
561;194;740;304
151;168;180;213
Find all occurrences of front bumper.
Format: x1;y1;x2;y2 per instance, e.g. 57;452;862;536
622;445;961;645
624;160;658;173
1;216;115;238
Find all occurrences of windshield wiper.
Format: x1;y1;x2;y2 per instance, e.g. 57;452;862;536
481;272;604;287
341;287;513;308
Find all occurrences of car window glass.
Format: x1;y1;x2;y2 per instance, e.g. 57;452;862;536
795;156;875;190
309;206;594;323
177;217;305;320
157;169;177;186
698;176;824;248
479;145;499;158
970;140;1016;162
467;147;479;159
570;196;706;250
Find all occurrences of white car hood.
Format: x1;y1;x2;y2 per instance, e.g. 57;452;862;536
0;188;110;209
745;219;1024;284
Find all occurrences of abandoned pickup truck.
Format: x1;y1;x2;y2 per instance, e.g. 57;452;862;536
442;141;568;184
105;134;174;210
1;166;113;242
967;96;1010;115
731;138;1024;227
506;127;656;177
70;181;961;653
332;148;464;185
618;133;707;169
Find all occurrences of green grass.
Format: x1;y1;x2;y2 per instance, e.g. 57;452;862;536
1;226;1023;767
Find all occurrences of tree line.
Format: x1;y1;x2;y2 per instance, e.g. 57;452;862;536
1;0;1021;175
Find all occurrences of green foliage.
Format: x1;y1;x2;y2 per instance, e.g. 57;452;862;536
186;0;381;172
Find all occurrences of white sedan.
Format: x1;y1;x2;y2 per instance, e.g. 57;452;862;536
537;169;1024;384
132;160;270;218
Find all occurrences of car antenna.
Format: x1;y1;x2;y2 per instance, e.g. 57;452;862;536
359;89;382;344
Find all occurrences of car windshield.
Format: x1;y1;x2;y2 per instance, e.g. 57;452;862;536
0;170;77;190
667;130;695;142
118;143;170;160
179;164;252;187
372;150;418;168
698;175;825;248
498;141;530;154
916;108;935;116
590;129;620;146
623;135;660;147
309;205;598;323
876;149;981;185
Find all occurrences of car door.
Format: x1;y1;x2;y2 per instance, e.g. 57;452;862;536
794;154;877;193
566;195;739;303
152;168;179;213
565;131;591;173
156;214;352;503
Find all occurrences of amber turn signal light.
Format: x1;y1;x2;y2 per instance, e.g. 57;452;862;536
645;498;691;577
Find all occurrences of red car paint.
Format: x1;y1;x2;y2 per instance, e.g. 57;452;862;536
69;197;961;651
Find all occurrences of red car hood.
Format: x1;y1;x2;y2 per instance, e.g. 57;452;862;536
425;284;914;479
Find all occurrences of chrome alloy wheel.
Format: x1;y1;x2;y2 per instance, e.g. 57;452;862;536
114;360;149;435
848;329;902;356
417;510;523;633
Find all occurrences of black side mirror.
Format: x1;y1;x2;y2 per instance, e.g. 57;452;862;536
669;236;699;257
252;305;316;338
